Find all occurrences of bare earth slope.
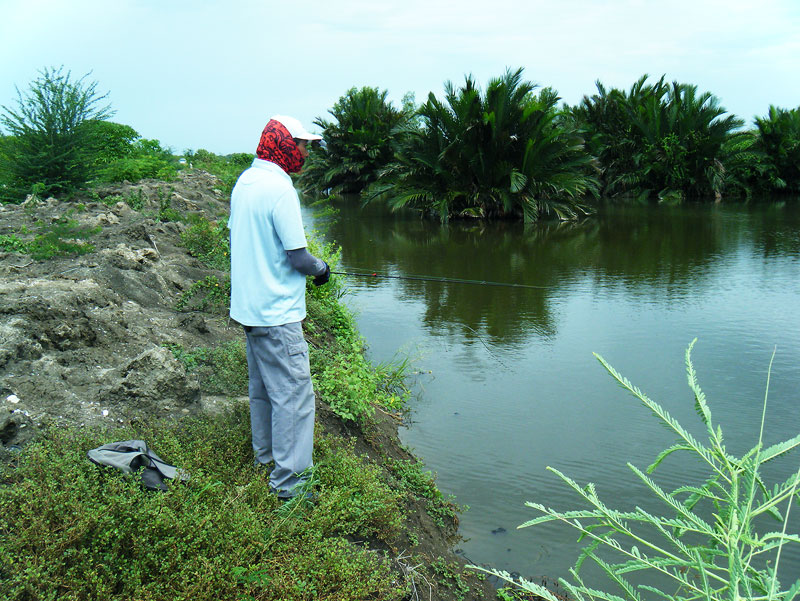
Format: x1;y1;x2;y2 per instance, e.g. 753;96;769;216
0;171;236;445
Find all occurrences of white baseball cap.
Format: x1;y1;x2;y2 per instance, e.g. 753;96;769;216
271;115;323;141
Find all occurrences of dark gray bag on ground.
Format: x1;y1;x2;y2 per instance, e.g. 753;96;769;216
87;439;189;491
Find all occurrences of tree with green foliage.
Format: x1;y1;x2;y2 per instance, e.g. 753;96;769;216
752;105;800;193
371;68;598;222
0;66;113;201
84;120;140;165
95;136;180;184
298;86;412;196
571;75;747;202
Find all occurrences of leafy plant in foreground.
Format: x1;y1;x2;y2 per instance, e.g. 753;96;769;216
473;340;800;601
0;406;408;600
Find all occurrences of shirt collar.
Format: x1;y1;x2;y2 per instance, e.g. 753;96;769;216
250;157;293;182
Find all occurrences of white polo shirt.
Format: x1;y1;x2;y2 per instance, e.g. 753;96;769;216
228;159;308;326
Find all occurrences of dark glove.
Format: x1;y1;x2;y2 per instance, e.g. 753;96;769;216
313;261;331;286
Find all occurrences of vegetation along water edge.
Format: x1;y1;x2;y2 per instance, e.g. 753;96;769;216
0;171;497;601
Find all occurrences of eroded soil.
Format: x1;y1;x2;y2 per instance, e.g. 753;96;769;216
0;171;237;450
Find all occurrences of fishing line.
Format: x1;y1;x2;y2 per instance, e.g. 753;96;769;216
331;269;549;289
331;268;526;370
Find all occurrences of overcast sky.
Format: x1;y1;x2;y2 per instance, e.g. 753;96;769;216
2;0;799;155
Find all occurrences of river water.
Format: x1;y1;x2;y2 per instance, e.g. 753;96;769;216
308;199;800;587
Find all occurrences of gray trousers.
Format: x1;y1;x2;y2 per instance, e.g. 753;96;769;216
244;321;314;498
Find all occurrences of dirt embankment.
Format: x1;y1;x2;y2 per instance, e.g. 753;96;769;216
0;171;497;601
0;171;236;450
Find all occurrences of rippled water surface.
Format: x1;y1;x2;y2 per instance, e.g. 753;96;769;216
308;200;800;585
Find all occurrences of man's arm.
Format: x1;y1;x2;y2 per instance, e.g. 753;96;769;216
286;248;330;285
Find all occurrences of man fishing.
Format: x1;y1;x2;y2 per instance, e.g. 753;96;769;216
228;115;330;500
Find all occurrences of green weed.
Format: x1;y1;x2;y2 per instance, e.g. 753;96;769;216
180;214;230;270
164;340;247;396
474;340;800;601
0;233;29;253
125;189;145;210
0;404;409;600
0;216;100;260
385;457;462;527
431;557;472;601
175;275;230;313
156;186;182;222
29;218;100;259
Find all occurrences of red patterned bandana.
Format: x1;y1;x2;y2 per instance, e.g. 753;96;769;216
255;119;305;174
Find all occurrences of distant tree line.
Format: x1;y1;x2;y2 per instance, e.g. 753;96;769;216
299;68;800;222
2;66;798;220
0;67;248;203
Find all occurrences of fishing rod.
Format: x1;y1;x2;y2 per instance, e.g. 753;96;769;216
331;270;548;289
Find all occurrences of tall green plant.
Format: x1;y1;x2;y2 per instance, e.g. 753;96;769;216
95;137;179;183
0;66;113;201
84;120;140;165
299;86;411;196
373;68;597;222
753;106;800;193
473;341;800;601
572;76;746;201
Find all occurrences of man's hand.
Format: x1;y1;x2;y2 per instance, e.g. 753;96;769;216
313;262;331;286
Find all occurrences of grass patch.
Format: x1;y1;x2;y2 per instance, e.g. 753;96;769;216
0;403;409;601
180;214;230;270
0;214;100;260
165;340;248;396
385;457;463;528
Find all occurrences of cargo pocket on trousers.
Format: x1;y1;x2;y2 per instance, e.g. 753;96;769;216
287;339;310;381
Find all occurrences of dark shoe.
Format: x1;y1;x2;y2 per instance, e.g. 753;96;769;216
276;490;316;505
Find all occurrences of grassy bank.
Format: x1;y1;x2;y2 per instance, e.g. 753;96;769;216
0;175;493;601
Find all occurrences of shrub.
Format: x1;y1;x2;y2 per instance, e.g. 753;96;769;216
752;105;800;193
0;66;113;201
570;76;747;201
95;138;178;184
0;406;407;600
474;341;800;601
180;214;230;270
299;86;412;196
372;68;598;222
